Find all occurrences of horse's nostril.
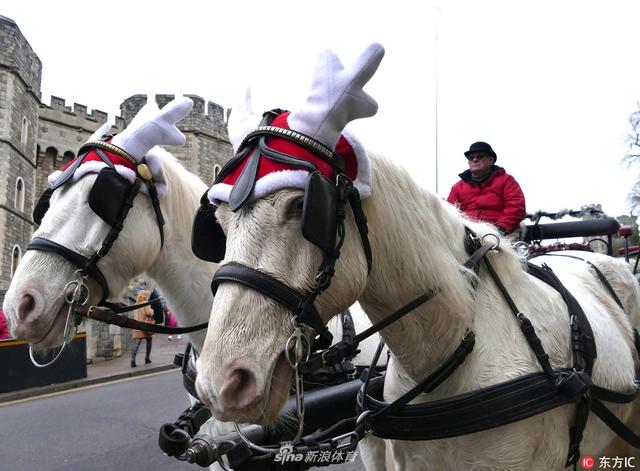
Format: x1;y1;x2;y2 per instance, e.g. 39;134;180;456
18;293;36;321
234;369;252;391
219;367;258;410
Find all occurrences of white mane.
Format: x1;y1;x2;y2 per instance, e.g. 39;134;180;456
139;147;213;349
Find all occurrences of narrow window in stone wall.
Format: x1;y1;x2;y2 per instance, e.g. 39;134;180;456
45;147;59;169
11;245;22;278
15;177;25;211
63;151;75;166
213;164;222;181
21;117;28;145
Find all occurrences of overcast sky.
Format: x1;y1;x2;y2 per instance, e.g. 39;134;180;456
4;0;640;217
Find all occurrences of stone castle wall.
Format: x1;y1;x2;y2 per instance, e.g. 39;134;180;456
35;97;124;197
0;16;42;95
120;94;233;185
0;16;41;297
0;16;233;361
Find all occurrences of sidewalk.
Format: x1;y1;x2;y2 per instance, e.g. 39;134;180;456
0;334;188;404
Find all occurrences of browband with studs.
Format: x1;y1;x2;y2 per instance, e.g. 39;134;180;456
79;140;154;182
240;126;336;162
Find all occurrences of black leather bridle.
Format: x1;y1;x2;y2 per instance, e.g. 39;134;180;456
196;110;372;349
28;139;165;307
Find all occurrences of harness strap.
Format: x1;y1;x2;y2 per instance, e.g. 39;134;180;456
358;371;578;441
532;254;640;455
592;384;639;403
211;261;329;342
469;235;556;378
27;237;111;302
591;398;640;448
356;366;639;444
485;258;553;376
364;331;476;424
299;288;439;376
538;253;625;311
353;228;615;465
146;178;165;248
348;187;372;274
463;241;494;271
72;304;208;334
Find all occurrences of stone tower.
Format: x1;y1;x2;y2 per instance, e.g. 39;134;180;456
0;17;232;360
0;16;123;305
35;97;124;199
120;94;233;185
0;16;42;300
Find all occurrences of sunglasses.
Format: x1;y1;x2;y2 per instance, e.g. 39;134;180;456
466;153;490;161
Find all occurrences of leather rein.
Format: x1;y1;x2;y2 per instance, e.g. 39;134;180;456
71;302;208;335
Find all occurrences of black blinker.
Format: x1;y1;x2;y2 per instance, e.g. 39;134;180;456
191;192;227;263
228;146;261;211
88;167;133;226
302;171;338;253
33;187;54;225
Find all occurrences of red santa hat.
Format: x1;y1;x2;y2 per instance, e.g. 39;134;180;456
208;43;385;205
48;96;193;196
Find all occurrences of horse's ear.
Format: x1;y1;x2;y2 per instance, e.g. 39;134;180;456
228;87;260;153
88;121;113;142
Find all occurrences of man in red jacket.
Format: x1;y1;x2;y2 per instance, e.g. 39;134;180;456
447;141;525;235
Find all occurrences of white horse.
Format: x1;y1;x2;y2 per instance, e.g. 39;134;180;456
3;132;213;352
3;98;386;470
194;44;640;470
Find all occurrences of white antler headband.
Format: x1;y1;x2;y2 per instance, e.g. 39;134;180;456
48;96;193;196
227;43;385;153
112;95;193;160
228;88;259;153
211;43;384;205
288;43;385;150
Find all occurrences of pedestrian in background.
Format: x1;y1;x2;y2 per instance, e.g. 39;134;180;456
0;310;10;340
131;289;154;367
447;141;526;235
149;288;165;325
166;307;181;341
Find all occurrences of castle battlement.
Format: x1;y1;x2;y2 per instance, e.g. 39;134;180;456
0;16;234;312
48;96;110;122
121;94;229;142
41;95;124;132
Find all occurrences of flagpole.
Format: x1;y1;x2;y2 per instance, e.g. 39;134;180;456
434;3;440;194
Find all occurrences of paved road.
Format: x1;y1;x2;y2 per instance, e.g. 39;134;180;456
0;369;366;471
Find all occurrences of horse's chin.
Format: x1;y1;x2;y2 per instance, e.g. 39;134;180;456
213;352;293;424
27;302;69;348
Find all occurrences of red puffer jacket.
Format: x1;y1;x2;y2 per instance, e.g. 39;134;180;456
447;166;526;234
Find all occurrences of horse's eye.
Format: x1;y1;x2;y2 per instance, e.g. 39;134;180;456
286;197;304;220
